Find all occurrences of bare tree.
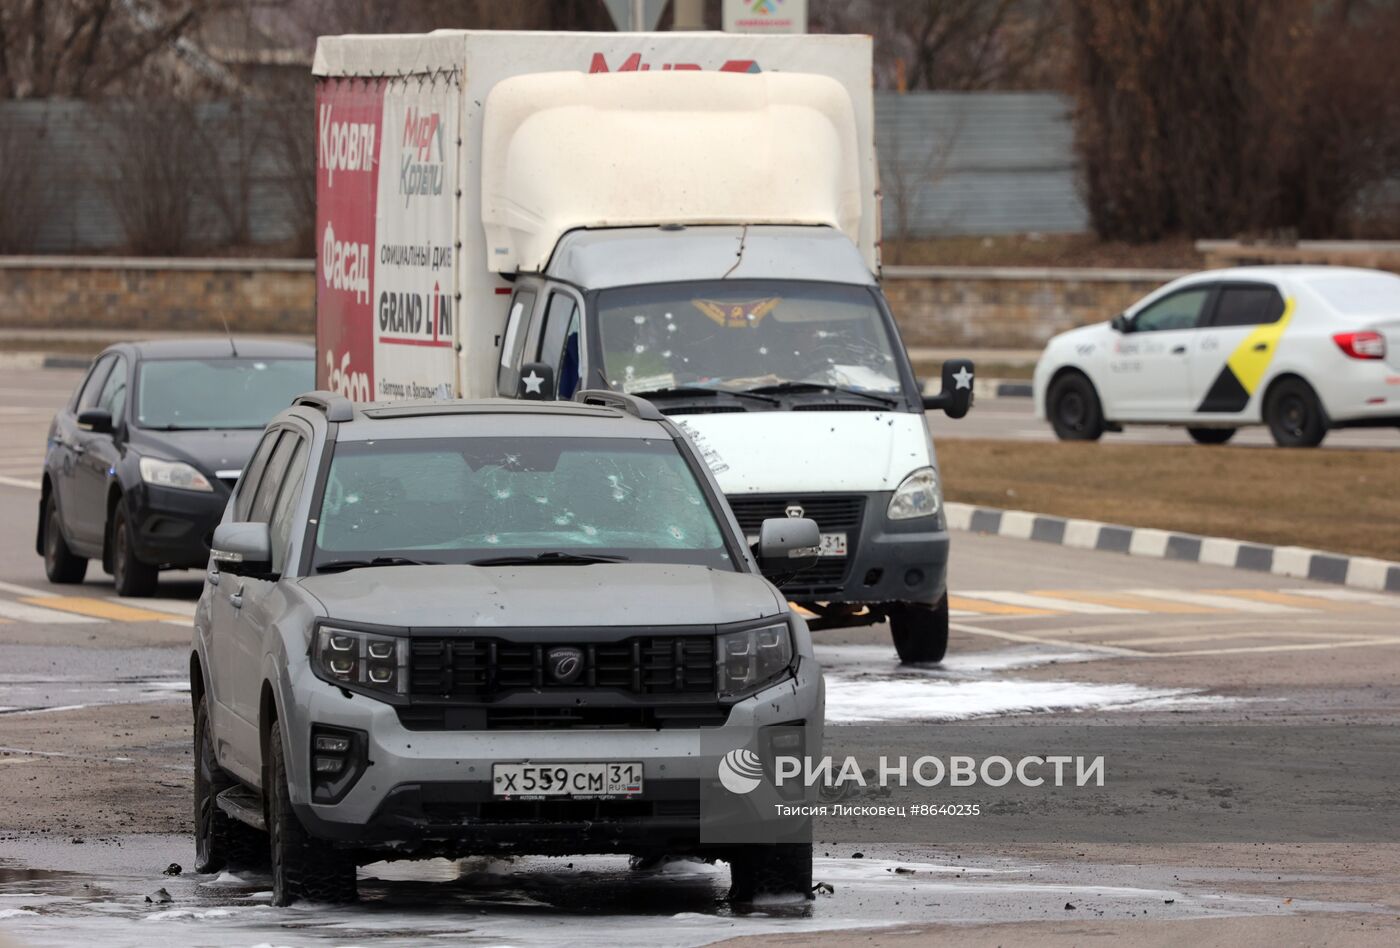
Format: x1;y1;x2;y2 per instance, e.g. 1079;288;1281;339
0;108;49;252
95;99;210;254
877;100;965;262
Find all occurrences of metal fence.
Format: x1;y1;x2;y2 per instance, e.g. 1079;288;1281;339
0;92;1086;255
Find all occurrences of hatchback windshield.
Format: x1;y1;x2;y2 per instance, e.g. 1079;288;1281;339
313;437;732;569
597;280;905;397
136;358;313;430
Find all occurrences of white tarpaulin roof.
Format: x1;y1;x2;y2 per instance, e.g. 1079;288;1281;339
480;70;863;274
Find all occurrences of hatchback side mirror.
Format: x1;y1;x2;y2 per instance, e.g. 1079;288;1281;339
518;362;556;400
77;407;114;433
753;516;820;576
211;521;272;576
921;358;975;419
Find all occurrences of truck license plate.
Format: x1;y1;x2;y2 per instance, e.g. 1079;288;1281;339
493;762;644;799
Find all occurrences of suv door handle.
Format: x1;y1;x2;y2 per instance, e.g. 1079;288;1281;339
71;443;86;456
1171;346;1187;355
207;568;221;587
229;584;244;609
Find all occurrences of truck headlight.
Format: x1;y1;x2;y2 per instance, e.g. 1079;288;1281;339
313;626;408;698
887;466;941;520
139;456;212;492
717;623;793;696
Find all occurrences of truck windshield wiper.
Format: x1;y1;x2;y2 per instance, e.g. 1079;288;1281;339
468;551;630;566
628;386;779;405
741;381;900;407
316;556;442;573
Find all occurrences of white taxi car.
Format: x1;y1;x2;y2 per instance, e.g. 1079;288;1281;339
1034;266;1400;447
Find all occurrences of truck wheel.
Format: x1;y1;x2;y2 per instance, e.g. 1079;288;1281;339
43;495;87;584
111;507;158;597
1265;378;1327;448
194;694;265;873
727;843;813;902
268;724;357;906
1047;373;1105;441
889;595;950;664
1187;427;1236;445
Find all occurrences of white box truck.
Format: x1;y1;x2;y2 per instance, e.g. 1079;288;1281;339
313;31;975;663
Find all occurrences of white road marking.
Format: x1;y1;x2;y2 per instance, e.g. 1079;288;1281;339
119;597;199;618
958;591;1141;615
1283;588;1400;606
0;475;40;490
950;621;1146;656
1126;589;1307;613
1161;637;1400;657
0;599;98;624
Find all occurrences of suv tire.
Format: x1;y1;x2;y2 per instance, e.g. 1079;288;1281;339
269;724;357;906
42;495;88;584
1048;373;1105;441
1187;427;1236;445
1265;378;1328;448
728;843;813;901
889;595;950;664
194;694;265;874
111;506;158;597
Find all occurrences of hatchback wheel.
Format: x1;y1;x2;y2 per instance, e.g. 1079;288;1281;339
43;495;88;584
111;507;158;597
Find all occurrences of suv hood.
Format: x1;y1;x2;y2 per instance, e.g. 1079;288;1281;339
298;563;784;629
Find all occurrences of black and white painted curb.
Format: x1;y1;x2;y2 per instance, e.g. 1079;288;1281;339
945;501;1400;593
922;378;1032;400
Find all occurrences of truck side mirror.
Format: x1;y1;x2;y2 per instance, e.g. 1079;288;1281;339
210;522;272;576
753;516;820;576
517;362;555;400
920;358;975;419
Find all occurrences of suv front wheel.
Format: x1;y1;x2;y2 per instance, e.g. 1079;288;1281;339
268;724;357;906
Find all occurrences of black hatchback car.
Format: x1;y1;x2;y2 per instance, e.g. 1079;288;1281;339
38;339;314;596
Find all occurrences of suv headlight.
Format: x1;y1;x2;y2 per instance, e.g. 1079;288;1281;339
312;626;408;698
717;623;793;696
139;456;212;492
888;466;941;520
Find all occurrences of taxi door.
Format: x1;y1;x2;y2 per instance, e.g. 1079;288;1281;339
1188;282;1290;419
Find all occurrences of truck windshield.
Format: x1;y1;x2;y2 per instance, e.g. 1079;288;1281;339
313;436;733;570
136;358;314;430
596;281;906;401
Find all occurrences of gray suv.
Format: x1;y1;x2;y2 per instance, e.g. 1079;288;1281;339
190;390;824;906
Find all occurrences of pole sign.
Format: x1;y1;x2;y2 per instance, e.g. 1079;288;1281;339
722;0;807;34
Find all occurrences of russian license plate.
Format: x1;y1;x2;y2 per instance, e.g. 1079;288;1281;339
492;762;644;799
746;532;847;557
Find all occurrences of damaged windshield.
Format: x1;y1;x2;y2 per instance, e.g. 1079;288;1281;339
596;281;907;402
313;436;732;570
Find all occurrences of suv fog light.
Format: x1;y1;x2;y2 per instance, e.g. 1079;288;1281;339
309;725;367;804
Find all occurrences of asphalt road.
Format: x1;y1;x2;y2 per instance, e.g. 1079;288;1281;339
928;393;1400;449
1;363;1398;946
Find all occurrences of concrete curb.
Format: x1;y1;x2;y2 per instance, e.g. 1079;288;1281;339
944;501;1400;593
0;352;92;370
922;378;1033;400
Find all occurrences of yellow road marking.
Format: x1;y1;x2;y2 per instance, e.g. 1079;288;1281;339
1210;589;1355;611
949;595;1054;616
1029;590;1224;614
19;596;177;623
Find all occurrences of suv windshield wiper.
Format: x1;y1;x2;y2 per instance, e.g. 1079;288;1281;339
741;381;900;407
468;551;630;566
316;556;442;574
628;386;779;405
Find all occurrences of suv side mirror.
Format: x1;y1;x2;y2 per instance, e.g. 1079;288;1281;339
753;516;820;575
517;362;556;400
77;407;114;433
920;358;975;419
211;522;272;576
1110;313;1130;333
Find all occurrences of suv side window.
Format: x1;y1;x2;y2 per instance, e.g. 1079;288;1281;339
538;292;581;399
235;430;282;521
75;355;117;411
1132;288;1212;333
496;290;536;396
1210;284;1285;327
96;357;128;421
250;431;298;525
268;436;309;573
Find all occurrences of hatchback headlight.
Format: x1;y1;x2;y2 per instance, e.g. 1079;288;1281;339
312;626;408;698
888;466;941;520
139;456;212;492
717;623;793;696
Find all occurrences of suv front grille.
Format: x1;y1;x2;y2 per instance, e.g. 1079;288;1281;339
727;494;865;595
408;635;717;699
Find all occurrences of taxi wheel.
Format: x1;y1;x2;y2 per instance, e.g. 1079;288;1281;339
1265;378;1327;448
1187;427;1236;445
889;595;950;664
1048;373;1105;441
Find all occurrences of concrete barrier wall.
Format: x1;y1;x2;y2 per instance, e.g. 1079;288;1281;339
0;257;1191;351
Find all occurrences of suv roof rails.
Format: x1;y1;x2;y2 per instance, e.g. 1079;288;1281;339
573;389;664;421
292;390;355;423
